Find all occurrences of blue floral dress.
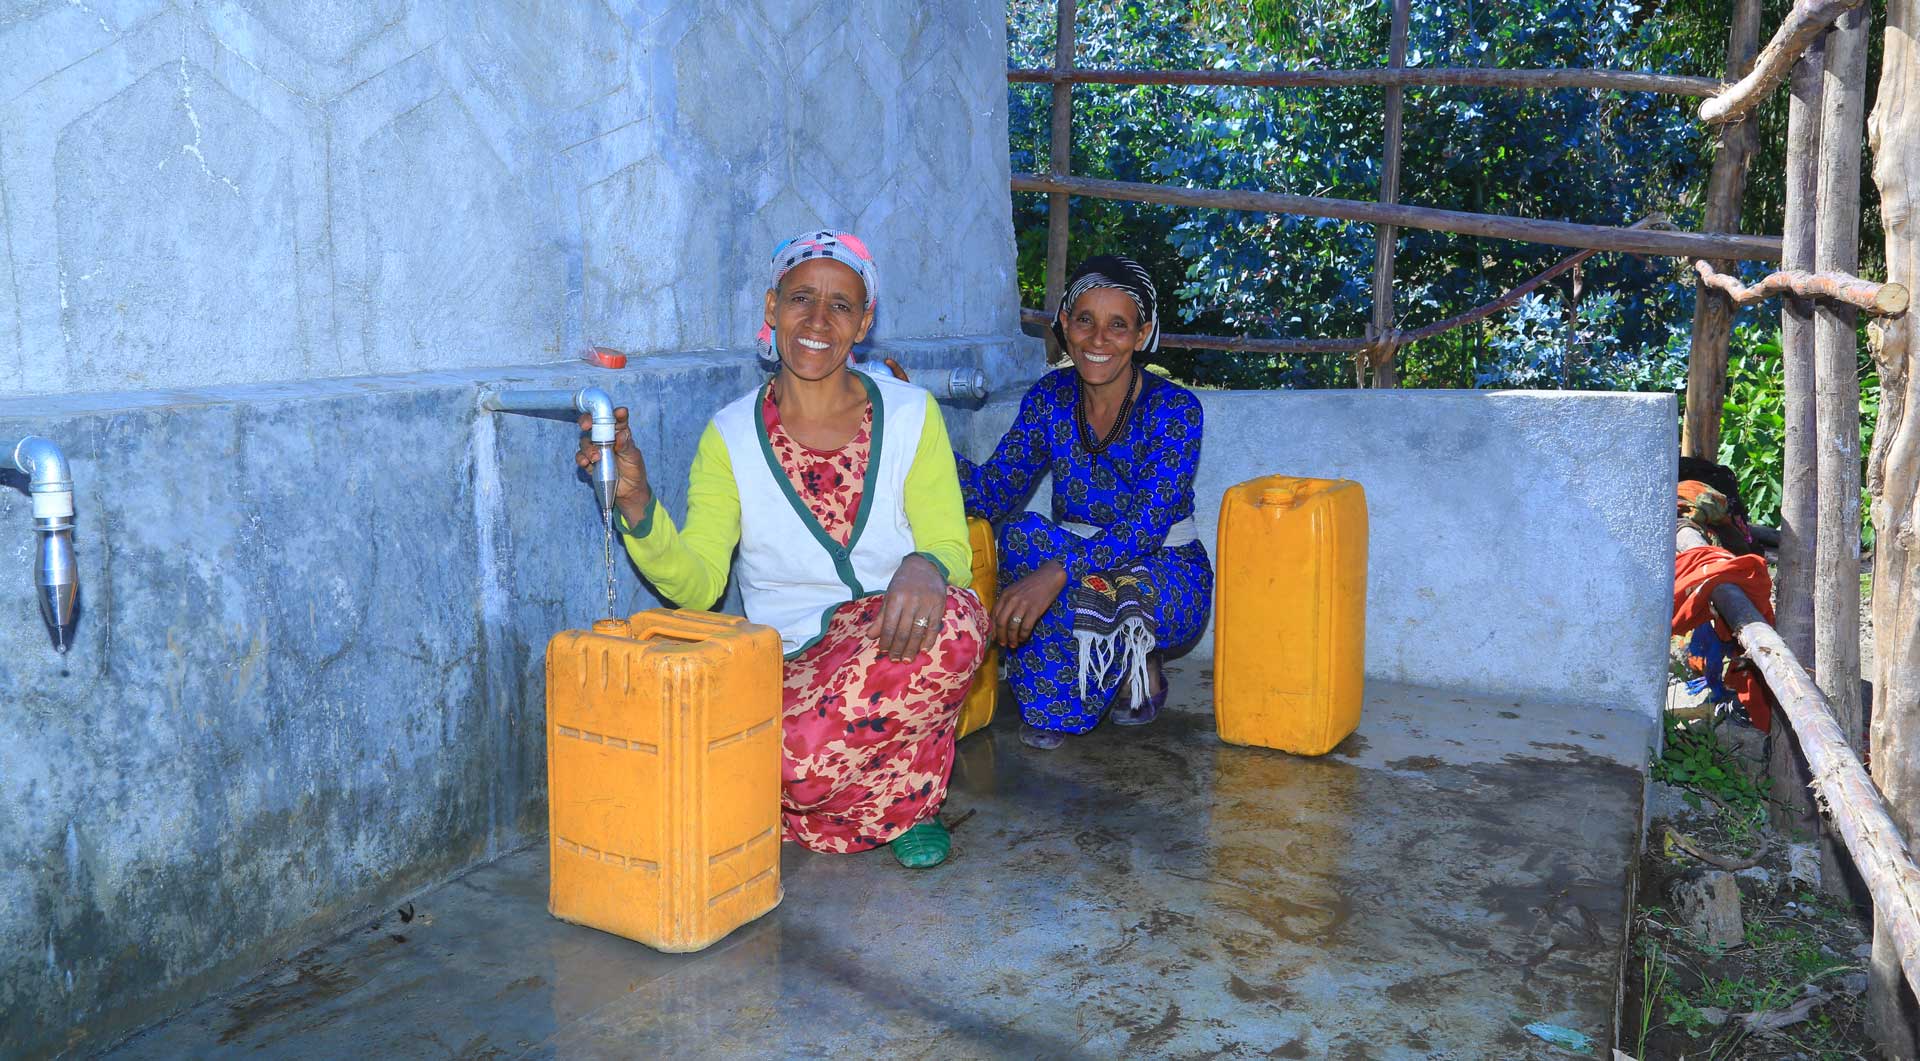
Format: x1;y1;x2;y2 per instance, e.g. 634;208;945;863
958;368;1214;734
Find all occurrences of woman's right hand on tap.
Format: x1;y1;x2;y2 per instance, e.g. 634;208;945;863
576;406;652;526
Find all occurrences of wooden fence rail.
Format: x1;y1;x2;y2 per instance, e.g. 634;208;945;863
1702;0;1867;123
1678;525;1920;997
1693;260;1910;313
1012;172;1786;261
1009;65;1723;95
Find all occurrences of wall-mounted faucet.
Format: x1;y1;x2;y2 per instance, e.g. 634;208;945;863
477;387;619;516
476;386;625;619
2;437;77;652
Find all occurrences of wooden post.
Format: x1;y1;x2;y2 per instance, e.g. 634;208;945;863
1562;266;1586;387
1365;0;1412;389
1043;0;1077;361
1774;36;1826;840
1683;0;1765;461
1813;2;1870;900
1866;0;1920;1046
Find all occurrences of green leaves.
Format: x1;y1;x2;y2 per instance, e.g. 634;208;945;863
1652;711;1771;814
1715;322;1879;544
1008;0;1736;389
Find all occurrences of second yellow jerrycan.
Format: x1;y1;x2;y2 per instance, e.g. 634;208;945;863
955;516;999;740
1213;475;1368;755
545;609;784;952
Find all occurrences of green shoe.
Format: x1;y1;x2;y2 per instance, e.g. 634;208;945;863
890;818;951;869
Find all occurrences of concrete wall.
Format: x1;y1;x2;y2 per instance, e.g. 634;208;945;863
969;388;1678;717
0;340;1023;1058
0;2;1015;398
0;0;1021;1052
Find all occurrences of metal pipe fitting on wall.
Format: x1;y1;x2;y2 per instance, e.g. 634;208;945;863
2;436;78;652
477;387;620;515
909;365;990;402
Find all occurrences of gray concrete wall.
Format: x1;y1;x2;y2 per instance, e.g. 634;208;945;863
968;388;1677;718
0;339;1022;1058
0;0;1022;1051
0;2;1015;398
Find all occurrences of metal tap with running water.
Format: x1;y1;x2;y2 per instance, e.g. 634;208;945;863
477;386;624;618
476;386;620;517
2;436;78;652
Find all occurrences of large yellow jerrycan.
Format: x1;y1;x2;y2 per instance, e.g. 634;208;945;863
1213;475;1368;755
955;516;999;740
545;609;783;952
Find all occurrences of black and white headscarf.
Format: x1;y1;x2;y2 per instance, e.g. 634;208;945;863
1050;254;1161;354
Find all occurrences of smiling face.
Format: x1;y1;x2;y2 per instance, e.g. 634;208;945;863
763;257;874;381
1062;286;1152;388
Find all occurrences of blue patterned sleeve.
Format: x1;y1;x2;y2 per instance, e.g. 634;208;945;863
1059;388;1203;581
957;381;1055;522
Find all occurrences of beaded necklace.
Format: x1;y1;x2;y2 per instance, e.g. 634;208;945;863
1076;364;1140;455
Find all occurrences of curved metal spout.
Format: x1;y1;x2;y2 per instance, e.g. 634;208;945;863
476;386;620;515
4;436;77;652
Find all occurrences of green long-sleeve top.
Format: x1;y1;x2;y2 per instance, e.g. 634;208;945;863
616;390;972;612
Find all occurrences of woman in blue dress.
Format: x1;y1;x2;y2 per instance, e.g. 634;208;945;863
960;255;1213;749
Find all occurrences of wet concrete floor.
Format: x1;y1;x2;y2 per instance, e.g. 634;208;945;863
112;671;1650;1059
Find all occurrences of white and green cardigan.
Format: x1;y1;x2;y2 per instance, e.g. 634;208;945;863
617;369;972;656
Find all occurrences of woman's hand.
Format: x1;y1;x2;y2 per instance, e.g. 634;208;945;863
992;561;1067;648
576;406;652;526
872;553;947;662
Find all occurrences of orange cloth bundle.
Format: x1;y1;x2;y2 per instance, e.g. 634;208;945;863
1672;544;1778;733
1673;544;1774;639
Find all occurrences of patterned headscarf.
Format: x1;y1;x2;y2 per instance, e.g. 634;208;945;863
1051;254;1161;354
758;229;879;366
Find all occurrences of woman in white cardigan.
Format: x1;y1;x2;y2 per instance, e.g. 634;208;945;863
580;230;986;868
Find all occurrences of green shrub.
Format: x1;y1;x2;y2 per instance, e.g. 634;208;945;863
1714;324;1878;547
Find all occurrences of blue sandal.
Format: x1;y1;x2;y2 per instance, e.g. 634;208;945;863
1110;656;1168;726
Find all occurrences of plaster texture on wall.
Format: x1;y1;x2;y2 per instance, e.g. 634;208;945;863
967;387;1678;717
0;339;1020;1058
0;1;1017;398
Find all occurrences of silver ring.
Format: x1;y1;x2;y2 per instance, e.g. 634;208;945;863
1011;615;1026;625
913;617;931;628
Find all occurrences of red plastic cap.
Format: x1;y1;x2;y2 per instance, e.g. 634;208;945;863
583;346;628;369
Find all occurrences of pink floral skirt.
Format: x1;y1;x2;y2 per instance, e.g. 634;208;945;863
779;586;988;852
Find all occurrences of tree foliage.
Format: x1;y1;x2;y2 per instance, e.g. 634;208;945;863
1008;0;1883;391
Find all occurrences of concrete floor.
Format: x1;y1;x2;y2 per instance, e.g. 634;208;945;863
110;670;1651;1059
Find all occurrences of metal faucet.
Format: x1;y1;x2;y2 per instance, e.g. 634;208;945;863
921;366;990;402
476;387;620;516
2;436;77;652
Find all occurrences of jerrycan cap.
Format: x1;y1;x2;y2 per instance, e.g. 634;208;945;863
1260;485;1301;508
592;618;634;637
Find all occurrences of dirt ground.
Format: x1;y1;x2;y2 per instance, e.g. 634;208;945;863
1632;558;1886;1059
1623;768;1878;1059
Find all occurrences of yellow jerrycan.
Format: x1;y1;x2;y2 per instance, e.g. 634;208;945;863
545;609;783;952
1213;475;1368;755
955;516;999;740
